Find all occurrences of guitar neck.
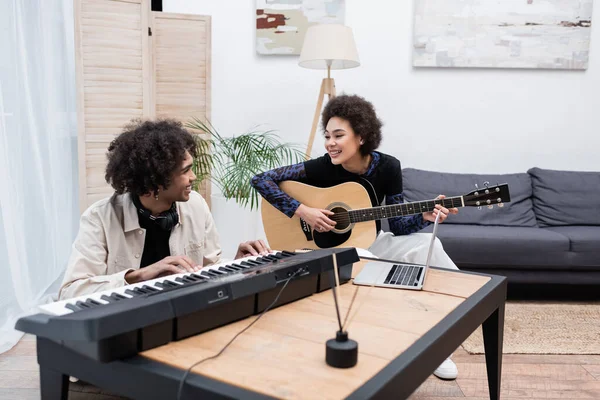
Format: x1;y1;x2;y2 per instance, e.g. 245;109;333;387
347;196;464;223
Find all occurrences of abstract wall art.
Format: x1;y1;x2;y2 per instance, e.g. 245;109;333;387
256;0;345;55
413;0;593;69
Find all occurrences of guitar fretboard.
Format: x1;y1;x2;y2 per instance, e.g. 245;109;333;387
347;196;463;223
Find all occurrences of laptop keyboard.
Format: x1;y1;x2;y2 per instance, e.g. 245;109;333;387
384;264;423;287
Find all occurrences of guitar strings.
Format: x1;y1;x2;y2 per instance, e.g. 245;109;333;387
326;198;460;223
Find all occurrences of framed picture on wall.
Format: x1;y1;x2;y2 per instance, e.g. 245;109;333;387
256;0;345;55
413;0;593;69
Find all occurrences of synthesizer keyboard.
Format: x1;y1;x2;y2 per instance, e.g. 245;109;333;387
16;248;359;362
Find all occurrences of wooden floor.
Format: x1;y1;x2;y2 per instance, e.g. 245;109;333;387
2;334;599;399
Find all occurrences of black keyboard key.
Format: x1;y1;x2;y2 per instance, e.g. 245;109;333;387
231;263;249;269
125;289;142;297
210;269;225;275
85;299;102;307
134;287;150;295
75;301;91;309
142;285;159;292
65;303;80;312
174;277;187;284
223;265;241;271
200;271;212;278
100;295;116;303
270;253;284;259
218;266;234;273
190;273;207;281
281;251;295;257
262;255;278;262
206;270;220;277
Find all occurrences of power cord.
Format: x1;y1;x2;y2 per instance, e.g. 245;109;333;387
176;269;301;400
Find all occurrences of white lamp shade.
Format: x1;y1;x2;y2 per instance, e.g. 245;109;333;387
299;24;360;70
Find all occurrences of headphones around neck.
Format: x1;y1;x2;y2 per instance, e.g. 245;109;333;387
133;195;179;231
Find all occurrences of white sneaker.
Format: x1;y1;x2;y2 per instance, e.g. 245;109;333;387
433;358;458;380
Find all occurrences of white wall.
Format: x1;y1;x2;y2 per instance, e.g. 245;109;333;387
164;0;599;173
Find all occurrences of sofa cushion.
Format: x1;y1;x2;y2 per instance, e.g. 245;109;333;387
420;224;571;268
402;168;537;227
528;167;600;226
542;226;600;253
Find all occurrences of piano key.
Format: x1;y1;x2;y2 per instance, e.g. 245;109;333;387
100;295;118;304
65;303;81;312
125;289;143;297
209;269;226;275
85;299;102;307
182;276;197;284
75;301;91;309
41;251;283;316
141;285;159;293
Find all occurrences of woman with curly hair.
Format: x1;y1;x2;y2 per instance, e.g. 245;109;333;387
251;94;460;380
59;119;269;300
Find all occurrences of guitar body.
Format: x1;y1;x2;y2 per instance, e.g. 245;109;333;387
261;181;378;250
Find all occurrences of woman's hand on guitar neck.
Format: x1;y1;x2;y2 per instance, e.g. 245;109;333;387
295;204;337;232
422;194;459;223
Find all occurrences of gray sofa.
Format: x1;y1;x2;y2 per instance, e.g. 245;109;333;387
399;167;600;286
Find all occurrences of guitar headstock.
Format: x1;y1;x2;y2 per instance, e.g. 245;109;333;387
463;183;511;209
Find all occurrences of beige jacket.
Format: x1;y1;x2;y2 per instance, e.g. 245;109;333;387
59;191;221;300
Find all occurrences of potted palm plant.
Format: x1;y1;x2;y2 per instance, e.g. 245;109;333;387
185;118;305;256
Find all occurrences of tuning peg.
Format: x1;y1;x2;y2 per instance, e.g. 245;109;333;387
488;205;494;209
498;203;504;208
483;181;490;188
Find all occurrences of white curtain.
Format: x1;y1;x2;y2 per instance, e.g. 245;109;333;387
0;0;78;354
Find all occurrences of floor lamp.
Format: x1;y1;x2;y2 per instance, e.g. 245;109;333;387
299;24;360;158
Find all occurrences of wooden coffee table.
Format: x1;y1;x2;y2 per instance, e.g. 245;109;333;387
37;259;506;399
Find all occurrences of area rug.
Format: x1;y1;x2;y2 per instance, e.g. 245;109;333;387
461;301;600;354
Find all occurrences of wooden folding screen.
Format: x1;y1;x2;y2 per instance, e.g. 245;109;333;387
74;0;211;211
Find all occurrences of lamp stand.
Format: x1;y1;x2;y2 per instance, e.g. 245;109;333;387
305;66;336;159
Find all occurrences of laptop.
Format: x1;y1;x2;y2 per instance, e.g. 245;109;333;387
353;211;442;291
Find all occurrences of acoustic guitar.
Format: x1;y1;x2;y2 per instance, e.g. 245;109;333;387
261;181;511;250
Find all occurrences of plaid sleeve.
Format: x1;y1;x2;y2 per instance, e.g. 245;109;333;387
385;193;431;236
250;163;306;218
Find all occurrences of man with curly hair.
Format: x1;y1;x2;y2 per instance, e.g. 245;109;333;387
251;94;460;380
59;119;269;300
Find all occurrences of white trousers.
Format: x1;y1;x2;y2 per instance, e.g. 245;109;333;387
367;232;458;271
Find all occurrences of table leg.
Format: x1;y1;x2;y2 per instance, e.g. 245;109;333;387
482;303;505;400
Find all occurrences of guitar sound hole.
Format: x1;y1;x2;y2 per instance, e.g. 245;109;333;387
330;207;350;230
